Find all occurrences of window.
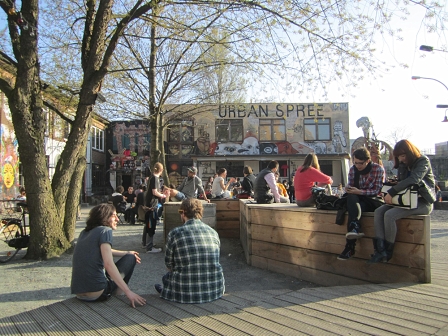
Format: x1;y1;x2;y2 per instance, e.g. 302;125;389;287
91;126;104;151
167;121;194;158
122;134;130;150
216;119;243;142
304;118;330;141
259;119;286;141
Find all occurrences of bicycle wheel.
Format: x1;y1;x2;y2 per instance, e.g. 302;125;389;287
0;220;24;263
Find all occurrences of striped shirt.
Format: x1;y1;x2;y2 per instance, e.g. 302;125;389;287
161;219;225;303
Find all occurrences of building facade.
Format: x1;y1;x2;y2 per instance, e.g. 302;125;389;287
106;102;351;189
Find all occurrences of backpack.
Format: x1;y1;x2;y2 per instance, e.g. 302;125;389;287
312;187;347;210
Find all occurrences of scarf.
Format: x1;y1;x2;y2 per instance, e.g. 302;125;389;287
353;162;373;189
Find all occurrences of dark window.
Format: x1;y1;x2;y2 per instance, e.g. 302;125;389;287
216;119;243;142
167;121;194;158
216;161;244;178
304;118;331;141
320;160;333;176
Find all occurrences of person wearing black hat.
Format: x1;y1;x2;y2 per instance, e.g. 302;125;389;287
164;166;210;203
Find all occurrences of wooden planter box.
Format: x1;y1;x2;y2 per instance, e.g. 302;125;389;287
240;201;431;286
210;199;240;238
163;201;216;242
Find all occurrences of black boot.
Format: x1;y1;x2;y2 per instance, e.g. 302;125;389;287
367;238;387;264
384;241;395;262
337;239;356;260
370;238;378;257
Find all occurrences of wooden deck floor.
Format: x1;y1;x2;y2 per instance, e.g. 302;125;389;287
1;259;447;335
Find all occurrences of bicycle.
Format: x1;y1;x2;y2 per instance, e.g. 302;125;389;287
0;200;29;263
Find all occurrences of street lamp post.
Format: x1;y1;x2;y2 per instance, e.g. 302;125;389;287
412;76;448;123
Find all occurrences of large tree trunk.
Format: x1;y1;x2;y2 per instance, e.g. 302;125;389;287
6;0;70;259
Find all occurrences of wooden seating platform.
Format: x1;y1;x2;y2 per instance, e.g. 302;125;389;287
1;271;447;335
240;201;431;285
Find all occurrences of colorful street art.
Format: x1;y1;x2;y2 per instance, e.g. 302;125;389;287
0;103;20;200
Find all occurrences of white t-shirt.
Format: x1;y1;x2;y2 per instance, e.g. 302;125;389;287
211;176;225;197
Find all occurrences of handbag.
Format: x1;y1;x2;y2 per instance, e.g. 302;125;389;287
381;184;419;209
312;187;347;210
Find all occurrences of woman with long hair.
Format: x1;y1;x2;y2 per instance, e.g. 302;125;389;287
294;153;333;207
71;204;146;307
368;140;436;263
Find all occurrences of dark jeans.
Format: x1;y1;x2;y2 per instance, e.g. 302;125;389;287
346;193;382;228
125;207;136;224
142;210;157;250
95;253;136;302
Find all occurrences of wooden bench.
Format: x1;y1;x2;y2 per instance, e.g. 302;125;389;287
210;199;240;238
163;201;216;241
239;200;431;286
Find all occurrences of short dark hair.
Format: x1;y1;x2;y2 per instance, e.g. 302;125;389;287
116;185;124;193
353;148;371;161
85;203;115;231
267;160;279;170
217;168;227;175
179;198;203;220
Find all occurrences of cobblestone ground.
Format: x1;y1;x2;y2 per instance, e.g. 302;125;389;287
0;208;446;319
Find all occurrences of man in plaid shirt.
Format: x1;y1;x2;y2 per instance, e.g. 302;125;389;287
154;198;225;303
338;147;385;260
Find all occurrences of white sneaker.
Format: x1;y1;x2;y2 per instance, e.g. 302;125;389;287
146;248;162;253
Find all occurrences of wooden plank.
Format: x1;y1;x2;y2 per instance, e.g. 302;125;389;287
251;225;426;268
211;200;240;211
60;299;127;336
29;306;73;335
0;316;20;336
250;242;426;283
9;312;46;336
46;301;99;336
251;255;369;286
217;229;240;238
305;287;440;334
249;208;426;244
288;291;426;336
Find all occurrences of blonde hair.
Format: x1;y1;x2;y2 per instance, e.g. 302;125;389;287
153;162;163;174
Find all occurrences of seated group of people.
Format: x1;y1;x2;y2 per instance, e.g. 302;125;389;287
72;138;436;307
291;139;436;264
71;197;224;307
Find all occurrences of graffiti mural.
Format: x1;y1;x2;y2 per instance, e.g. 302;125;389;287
0;103;20;199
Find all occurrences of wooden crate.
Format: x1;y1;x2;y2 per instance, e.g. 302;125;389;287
239;202;431;286
163;201;216;242
210;199;241;238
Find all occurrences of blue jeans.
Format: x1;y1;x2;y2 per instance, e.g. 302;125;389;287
374;200;433;242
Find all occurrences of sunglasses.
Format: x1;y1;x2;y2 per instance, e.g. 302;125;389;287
178;209;184;214
353;160;366;166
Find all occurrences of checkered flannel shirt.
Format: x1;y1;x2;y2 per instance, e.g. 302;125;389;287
347;162;385;197
161;219;225;303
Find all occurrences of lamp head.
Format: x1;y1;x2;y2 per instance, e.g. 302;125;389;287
437;105;448;108
419;45;434;52
411;76;421;80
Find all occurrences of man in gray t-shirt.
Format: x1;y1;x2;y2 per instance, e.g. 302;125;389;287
165;166;210;203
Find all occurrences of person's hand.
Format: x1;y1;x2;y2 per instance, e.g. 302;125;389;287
345;186;360;195
128;251;141;264
384;194;393;204
126;291;146;308
205;199;211;203
230;177;236;183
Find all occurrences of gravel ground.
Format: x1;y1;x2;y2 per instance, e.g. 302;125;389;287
0;208;446;319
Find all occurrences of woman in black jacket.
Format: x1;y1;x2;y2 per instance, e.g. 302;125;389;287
240;166;256;197
368;140;436;263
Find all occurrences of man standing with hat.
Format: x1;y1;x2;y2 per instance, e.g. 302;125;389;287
164;166;210;203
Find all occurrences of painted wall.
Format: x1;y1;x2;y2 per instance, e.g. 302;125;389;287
0;94;20;200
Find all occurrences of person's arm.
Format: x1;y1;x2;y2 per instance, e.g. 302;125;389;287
100;244;146;307
348;165;384;196
265;173;281;202
219;177;234;191
196;178;210;203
